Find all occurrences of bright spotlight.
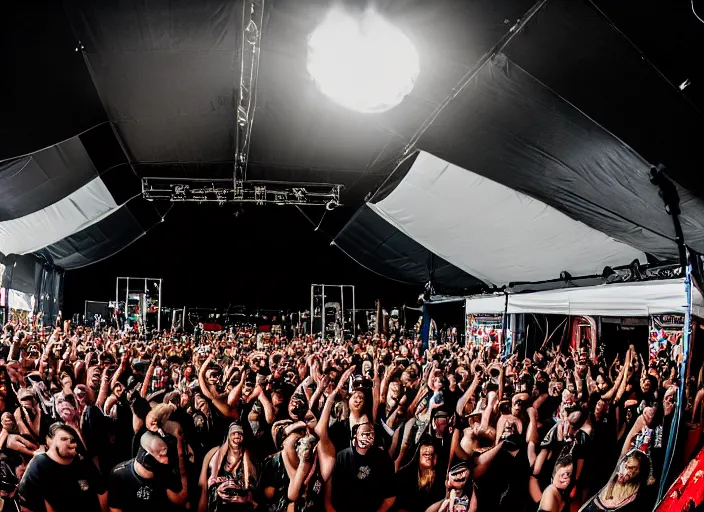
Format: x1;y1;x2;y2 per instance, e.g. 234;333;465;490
307;8;420;113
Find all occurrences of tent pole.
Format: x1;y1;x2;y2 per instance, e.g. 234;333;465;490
421;302;430;356
125;277;129;331
341;285;345;336
157;279;162;332
310;285;314;337
651;165;690;499
658;259;692;501
352;285;356;339
502;291;509;359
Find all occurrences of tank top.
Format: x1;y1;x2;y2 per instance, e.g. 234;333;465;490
207;453;253;512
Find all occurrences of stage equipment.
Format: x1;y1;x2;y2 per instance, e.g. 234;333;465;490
310;284;356;337
84;300;111;327
140;0;343;208
142;178;342;208
171;307;186;331
115;277;163;331
307;7;419;113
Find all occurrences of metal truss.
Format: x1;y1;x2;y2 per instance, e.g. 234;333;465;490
140;0;344;209
142;177;342;208
235;0;265;189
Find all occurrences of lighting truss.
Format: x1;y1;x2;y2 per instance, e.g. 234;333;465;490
142;178;342;208
235;0;265;188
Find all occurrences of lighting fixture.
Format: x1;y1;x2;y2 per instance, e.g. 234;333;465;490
307;7;420;113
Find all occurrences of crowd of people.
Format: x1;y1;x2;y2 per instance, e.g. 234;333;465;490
0;310;691;512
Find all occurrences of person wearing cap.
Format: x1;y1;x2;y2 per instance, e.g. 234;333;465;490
394;435;446;512
198;421;256;511
426;462;476;512
428;408;452;477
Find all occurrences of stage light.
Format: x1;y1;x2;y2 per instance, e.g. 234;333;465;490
307;7;420;113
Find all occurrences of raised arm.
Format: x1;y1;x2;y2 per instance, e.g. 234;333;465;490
227;369;247;408
141;355;158;398
372;357;381;423
198;353;218;401
456;374;480;416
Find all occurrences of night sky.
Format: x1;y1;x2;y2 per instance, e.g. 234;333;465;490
62;203;418;316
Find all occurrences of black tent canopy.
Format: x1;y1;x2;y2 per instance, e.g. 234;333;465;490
0;0;702;288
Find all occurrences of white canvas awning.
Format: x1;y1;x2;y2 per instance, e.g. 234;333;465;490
465;279;703;318
464;294;506;314
8;289;33;312
370;152;647;286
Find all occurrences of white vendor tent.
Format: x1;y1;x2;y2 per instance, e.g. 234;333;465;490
465;279;703;318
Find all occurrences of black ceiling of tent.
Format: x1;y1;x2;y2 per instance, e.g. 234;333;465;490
64;0;241;168
2;0;704;274
59;0;538;200
6;0;701;201
246;0;538;197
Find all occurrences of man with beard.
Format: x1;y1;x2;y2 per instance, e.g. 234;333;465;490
198;422;256;511
108;431;188;511
579;450;653;512
18;423;106;512
328;421;396;512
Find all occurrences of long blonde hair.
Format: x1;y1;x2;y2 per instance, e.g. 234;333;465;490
417;443;437;490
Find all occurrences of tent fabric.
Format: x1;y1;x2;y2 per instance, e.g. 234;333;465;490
0;122;134;221
369;151;647;286
0;254;37;295
335;43;704;287
4;0;704;279
464;295;507;314
0;178;118;256
64;0;241;164
38;200;162;270
0;117;160;268
507;279;701;317
461;279;701;317
0;253;63;323
0;137;98;222
501;0;704;201
8;290;33;312
332;204;482;293
415;53;704;261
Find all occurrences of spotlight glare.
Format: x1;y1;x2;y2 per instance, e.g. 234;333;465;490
307;8;420;113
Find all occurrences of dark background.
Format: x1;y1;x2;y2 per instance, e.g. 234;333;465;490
62;203;418;315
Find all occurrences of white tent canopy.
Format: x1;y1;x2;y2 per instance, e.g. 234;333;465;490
8;289;33;312
464;279;703;318
464;294;506;314
370;152;647;286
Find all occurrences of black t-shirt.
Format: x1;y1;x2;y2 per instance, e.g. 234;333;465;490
330;447;396;512
328;419;352;453
256;452;287;512
19;453;105;512
394;462;446;512
538;426;591;489
474;446;531;512
256;452;324;512
108;459;177;512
